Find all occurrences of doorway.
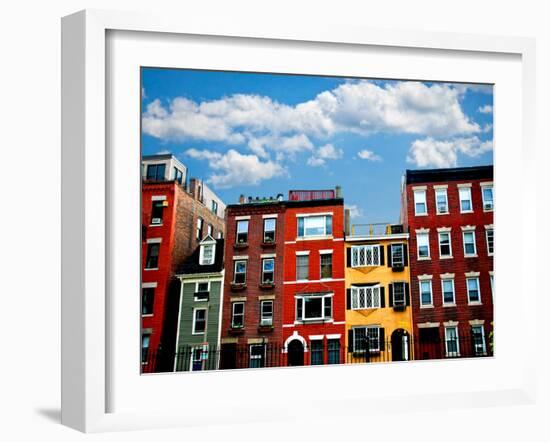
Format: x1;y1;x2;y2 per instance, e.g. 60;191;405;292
287;339;305;366
391;329;410;361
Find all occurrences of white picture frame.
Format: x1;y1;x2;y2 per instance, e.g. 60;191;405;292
61;9;537;433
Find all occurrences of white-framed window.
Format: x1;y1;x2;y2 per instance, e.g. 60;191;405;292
192;308;207;335
463;230;477;256
353;326;381;353
441;278;455;305
194;281;210;301
260;300;273;326
486;228;494;255
207;224;213;237
320;252;333;279
490;273;494;299
295;294;333;322
392;282;406;307
211;200;218;215
390;243;405;267
445;326;460;357
467;277;481;304
471;325;487;355
297;214;333;238
199;242;216;265
141;333;151;364
231;302;245;328
351;245;382;267
263;217;276;243
296;254;309;280
417;233;430;259
351;285;381;309
481;185;494;211
190;347;204;371
249;344;266;368
150;200;165;225
261;258;275;284
233;260;247;284
236;220;249;244
438;232;452;258
414;189;427;215
435;188;449;214
419;280;433;307
459;187;473;212
196;217;203;240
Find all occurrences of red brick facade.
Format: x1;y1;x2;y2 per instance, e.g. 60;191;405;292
402;166;494;359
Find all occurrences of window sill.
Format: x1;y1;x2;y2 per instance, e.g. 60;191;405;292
230;283;247;291
141;313;154;317
234;243;249;249
144;268;159;271
464;254;478;258
420;305;434;309
440;255;454;259
259;283;275;290
258;325;274;333
443;303;457;308
228;327;245;335
468;301;483;306
436;212;449;216
417;257;431;261
414;213;428;217
296;235;333;241
261;241;276;248
149;223;163;227
483;208;494;213
191;332;206;336
460;210;474;214
295;319;333;325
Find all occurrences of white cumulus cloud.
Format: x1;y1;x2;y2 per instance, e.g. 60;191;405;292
406;136;493;168
478;105;493;114
307;144;343;167
185;148;286;188
357;149;382;161
346;204;364;219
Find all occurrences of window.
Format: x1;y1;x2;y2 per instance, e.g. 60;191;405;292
351;245;382;267
490;274;494;299
459;187;473;212
146;163;165;181
297;215;332;238
233;260;247;284
353;326;380;353
417;233;430;259
392;282;406;307
310;340;324;365
199;243;215;265
231;302;244;328
191;348;203;371
414;189;427;215
249;344;265;368
236;220;249;244
482;185;494;211
207;224;213;237
261;258;274;284
263;217;276;242
445;326;460;357
438;232;452;257
142;287;154;315
194;282;209;301
260;300;273;326
441;279;455;305
296;294;332;321
463;230;477;256
391;243;404;267
173;167;184;184
467;277;481;303
192;308;207;334
420;280;433;307
150;200;164;225
351;285;381;309
472;325;487;355
196;218;203;240
435;188;449;214
211;200;218;215
296;255;309;280
486;229;494;255
327;339;340;364
320;253;333;279
145;243;160;269
141;333;150;363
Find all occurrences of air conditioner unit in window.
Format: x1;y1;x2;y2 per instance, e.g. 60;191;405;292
484;204;493;210
260;318;273;326
151;218;162;224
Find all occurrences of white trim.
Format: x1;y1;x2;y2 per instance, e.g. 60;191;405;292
232;255;249;260
441;273;455;279
443;320;459;327
261;253;276;258
235;215;251;220
284;241;297;245
419;279;434;308
441;278;456;306
296;235;334;241
295;211;333;217
413;188;428;216
412;185;427;191
230;296;247;302
199;242;216;266
295;251;310;256
319;249;333;254
418;274;433;280
178;276;223;283
461;225;476;231
146;237;162;244
438;230;453;258
346;233;409;241
191;307;207;335
417;322;440;329
469;319;486;326
485;224;494;230
283;331;308;353
462;230;478;257
437;227;451;232
415;228;430;233
151;195;167;201
433;184;448;189
465;271;481;277
326;334;342;339
141;282;157;288
333;237;345;241
333;321;346;325
262;214;278;219
309;335;324;340
284;278;345;285
480;181;494;187
434;187;449;215
457;183;472;188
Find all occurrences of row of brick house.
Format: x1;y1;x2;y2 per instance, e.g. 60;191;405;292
140;154;494;372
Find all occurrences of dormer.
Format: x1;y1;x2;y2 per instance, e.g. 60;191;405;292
199;235;217;265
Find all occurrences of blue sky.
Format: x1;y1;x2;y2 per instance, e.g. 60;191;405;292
141;68;493;224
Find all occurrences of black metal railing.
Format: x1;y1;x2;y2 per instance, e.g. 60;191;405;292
141;333;492;374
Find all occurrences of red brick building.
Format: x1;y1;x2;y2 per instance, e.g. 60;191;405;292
281;189;346;366
401;166;494;360
141;154;226;372
219;195;286;369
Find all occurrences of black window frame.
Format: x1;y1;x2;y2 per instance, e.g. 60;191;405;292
150;200;164;225
146;163;166;181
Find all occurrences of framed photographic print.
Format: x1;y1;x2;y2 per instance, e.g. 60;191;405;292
61;9;537;433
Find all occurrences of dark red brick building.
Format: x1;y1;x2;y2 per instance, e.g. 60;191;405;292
141;154;226;372
401;166;494;360
219;195;286;369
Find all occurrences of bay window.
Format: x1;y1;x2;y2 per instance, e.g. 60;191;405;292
295;293;333;322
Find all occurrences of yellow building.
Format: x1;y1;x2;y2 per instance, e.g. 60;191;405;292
345;223;413;363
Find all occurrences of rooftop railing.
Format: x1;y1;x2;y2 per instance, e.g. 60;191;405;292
288;189;336;201
350;223;404;236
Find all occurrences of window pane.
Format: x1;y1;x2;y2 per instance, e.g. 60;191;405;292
483;187;493;209
303;297;323;318
296;255;309;280
436;190;448;213
305;216;325;236
310;340;324;365
320;254;332;279
420;281;432;305
459;188;472;211
391;244;404;266
442;280;454;303
327;339;340;364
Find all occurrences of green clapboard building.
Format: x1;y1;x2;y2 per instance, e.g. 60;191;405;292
174;235;225;371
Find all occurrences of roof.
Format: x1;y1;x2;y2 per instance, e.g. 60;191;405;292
177;238;224;275
405;165;493;184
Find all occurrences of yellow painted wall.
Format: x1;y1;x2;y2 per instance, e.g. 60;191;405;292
345;237;413;362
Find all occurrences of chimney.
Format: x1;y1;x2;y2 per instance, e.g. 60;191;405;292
239;194;245;204
344;208;351;236
189;178;198;199
335;185;342;198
